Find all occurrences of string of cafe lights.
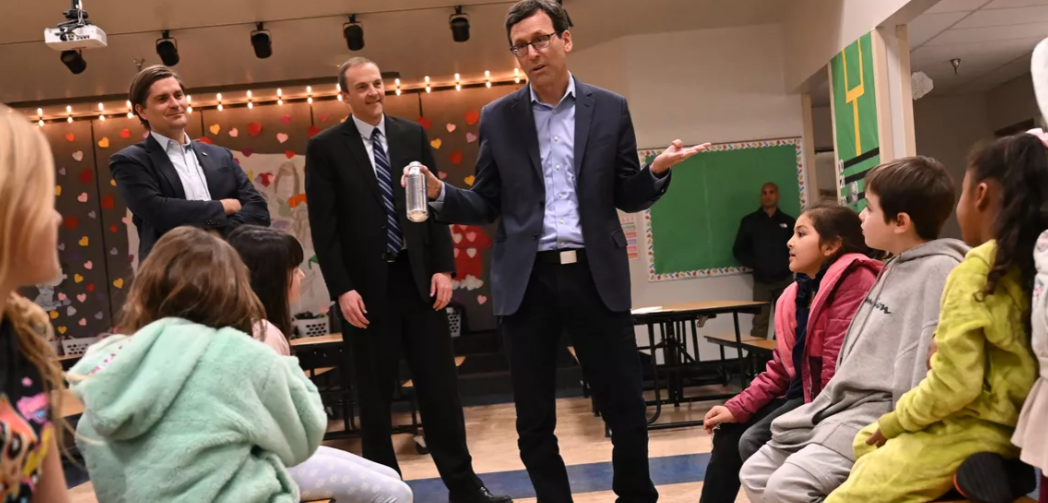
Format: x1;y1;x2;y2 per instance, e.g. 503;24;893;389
28;69;526;126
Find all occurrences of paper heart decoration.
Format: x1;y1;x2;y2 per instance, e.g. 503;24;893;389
65;133;75;142
57;293;67;302
78;318;87;327
84;260;93;270
88;211;96;219
67;306;76;316
340;116;348;123
454;249;460;257
417;117;432;130
477;295;488;305
86;283;95;292
467;248;477;258
438;171;448;180
281;115;291;125
284;151;295;159
59;167;66;176
464;175;475;186
234;158;240;165
63;216;78;230
259;173;274;187
128;254;135;264
109;225;118;233
78;236;89;246
277;133;289;143
97;137;110;148
319;114;329;122
120;128;131;139
49;311;59;320
72;151;83;161
247;122;263;137
430;139;442;150
121;216;131;225
209;124;221;135
307;125;320;138
197;137;213;145
288;193;307;208
57;243;65;251
55;186;62;196
79;168;93;184
466;231;477;242
452;233;463;244
110;179;116;186
465;110;480;125
77;294;87;303
243;148;253;157
449;151;463;165
142;131;149;139
110;248;118;256
228;127;239;137
113;278;124;289
74;273;84;283
95;312;104;320
446;123;457;133
466;132;478;143
77;193;88;203
57;326;67;335
101;194;115;210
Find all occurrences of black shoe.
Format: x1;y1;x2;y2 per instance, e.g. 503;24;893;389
449;487;513;503
954;452;1036;503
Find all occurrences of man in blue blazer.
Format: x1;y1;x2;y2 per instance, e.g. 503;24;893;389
111;66;269;261
405;1;707;500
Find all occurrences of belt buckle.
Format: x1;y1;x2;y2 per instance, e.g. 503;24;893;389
559;250;577;265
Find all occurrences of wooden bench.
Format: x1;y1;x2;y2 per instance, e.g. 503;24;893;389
704;333;776;354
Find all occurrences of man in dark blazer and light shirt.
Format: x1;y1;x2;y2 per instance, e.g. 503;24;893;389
405;1;709;501
110;65;269;261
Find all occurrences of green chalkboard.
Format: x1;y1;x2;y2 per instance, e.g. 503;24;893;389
641;138;806;282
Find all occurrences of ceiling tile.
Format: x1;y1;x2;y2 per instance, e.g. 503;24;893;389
911;12;970;47
984;0;1048;9
925;0;994;14
954;5;1048;28
912;36;1042;68
925;21;1048;45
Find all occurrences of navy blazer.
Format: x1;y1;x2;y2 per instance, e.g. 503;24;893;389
110;134;270;260
439;78;670;316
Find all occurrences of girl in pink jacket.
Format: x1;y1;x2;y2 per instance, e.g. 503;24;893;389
699;202;882;503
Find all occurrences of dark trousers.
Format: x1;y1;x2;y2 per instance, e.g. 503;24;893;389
751;278;793;338
502;253;657;503
346;256;482;497
698;397;803;503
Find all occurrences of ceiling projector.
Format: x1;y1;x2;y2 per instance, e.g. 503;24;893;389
44;1;107;51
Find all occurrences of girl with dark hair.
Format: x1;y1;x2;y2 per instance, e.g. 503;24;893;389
826;131;1047;503
227;225;414;503
700;202;881;503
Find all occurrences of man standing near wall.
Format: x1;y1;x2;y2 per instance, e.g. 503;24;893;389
404;1;708;500
733;182;795;338
111;65;270;261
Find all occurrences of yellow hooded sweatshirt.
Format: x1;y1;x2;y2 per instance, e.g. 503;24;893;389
826;240;1037;503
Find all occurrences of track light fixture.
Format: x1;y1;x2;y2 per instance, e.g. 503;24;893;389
156;30;179;66
450;6;470;43
251;23;272;59
60;49;86;74
343;14;364;51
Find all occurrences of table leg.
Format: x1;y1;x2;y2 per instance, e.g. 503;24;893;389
733;312;746;388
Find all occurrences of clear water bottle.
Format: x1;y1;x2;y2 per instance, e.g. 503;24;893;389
405;161;429;222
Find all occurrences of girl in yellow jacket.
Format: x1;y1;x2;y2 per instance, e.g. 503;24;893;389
825;131;1048;503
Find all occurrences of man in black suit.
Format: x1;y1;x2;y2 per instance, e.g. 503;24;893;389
405;1;708;501
111;65;269;261
305;57;510;503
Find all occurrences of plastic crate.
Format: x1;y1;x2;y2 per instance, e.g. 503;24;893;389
61;336;99;357
293;317;330;338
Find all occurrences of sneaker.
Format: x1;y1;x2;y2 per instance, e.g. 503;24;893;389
954;452;1035;503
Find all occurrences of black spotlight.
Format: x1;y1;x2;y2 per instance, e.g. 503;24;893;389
450;6;470;43
251;23;272;59
343;15;364;51
156;30;179;66
60;50;87;74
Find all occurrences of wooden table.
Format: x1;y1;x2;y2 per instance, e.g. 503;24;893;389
629;300;767;431
290;333;343;348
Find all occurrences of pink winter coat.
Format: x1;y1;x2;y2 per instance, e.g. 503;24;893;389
724;253;882;423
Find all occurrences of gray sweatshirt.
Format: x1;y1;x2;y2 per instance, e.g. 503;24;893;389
769;238;969;459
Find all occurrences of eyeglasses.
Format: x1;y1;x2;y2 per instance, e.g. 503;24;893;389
510;32;559;57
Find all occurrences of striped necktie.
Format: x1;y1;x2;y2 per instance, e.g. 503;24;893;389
371;128;403;254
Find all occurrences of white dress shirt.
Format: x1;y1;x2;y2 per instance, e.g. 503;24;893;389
352;115;389;177
150;131;212;201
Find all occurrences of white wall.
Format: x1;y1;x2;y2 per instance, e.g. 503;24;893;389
571;24;804;360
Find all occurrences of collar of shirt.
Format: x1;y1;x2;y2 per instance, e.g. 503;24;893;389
352;114;386;140
529;72;576;108
150;130;193;152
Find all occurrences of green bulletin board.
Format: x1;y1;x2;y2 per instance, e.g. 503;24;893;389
642;138;806;282
831;31;880;212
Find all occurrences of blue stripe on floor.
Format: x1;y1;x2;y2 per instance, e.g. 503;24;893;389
405;452;711;502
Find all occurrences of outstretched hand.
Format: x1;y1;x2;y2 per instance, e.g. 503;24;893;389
651;140;711;175
400;164;444;200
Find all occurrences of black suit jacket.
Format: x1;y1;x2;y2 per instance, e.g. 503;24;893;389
304;116;455;310
110;134;270;260
439;78;670;316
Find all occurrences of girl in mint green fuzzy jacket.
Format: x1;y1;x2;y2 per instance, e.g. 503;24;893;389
69;227;327;503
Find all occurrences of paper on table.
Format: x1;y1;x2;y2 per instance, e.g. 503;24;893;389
631;306;663;314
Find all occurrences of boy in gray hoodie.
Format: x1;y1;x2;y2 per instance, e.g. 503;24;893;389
740;157;968;503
